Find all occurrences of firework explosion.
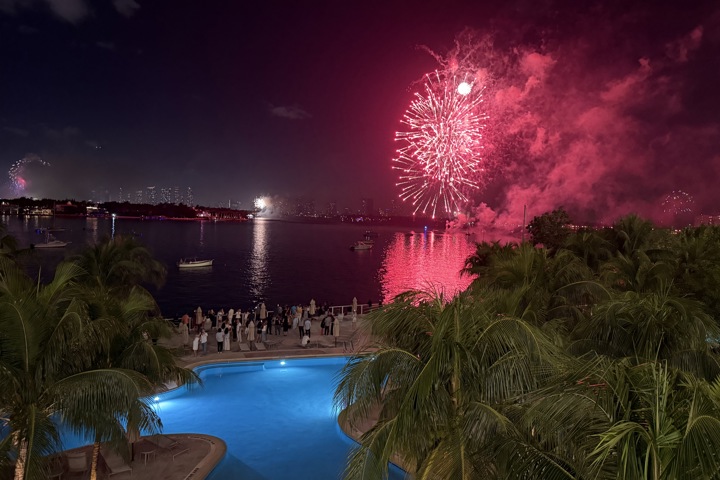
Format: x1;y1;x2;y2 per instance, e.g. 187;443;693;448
393;70;488;218
662;190;695;215
8;154;50;196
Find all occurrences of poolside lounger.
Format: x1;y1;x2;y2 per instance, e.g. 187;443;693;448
100;447;132;477
238;342;250;352
255;342;267;351
65;451;88;476
147;434;190;461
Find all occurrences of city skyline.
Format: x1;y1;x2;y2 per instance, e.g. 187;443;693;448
1;1;720;225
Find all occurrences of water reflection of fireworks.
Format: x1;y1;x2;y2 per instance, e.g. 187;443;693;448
8;154;50;195
380;231;475;302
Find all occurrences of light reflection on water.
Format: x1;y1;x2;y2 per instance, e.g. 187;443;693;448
380;231;475;301
249;218;269;298
2;216;479;315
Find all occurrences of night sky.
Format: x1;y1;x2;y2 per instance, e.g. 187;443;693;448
1;0;719;224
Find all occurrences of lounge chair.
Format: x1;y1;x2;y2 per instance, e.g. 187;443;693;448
100;447;132;477
65;451;88;477
147;434;189;461
238;342;250;352
255;342;267;351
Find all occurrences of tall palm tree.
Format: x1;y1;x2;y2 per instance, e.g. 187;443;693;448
72;237;196;479
335;289;559;479
0;258;161;480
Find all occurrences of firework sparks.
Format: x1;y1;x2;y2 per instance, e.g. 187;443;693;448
662;190;694;215
392;71;488;218
8;154;50;196
254;197;267;210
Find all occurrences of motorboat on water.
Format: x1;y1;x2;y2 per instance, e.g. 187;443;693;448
178;258;214;268
350;240;373;251
33;233;70;249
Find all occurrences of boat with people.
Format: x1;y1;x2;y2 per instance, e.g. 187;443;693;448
350;240;373;251
33;232;70;249
177;258;214;268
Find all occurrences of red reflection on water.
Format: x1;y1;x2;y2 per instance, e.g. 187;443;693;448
380;231;475;302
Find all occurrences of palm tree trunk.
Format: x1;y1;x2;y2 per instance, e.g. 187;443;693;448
12;434;27;480
90;441;101;480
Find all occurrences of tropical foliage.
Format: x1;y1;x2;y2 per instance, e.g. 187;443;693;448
0;234;195;480
337;215;720;479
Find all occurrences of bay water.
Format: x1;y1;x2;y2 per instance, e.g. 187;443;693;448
3;216;477;318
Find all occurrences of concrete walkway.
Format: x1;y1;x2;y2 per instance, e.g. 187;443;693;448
170;314;373;367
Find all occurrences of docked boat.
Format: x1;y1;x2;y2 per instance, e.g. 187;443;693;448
350;241;373;251
178;258;214;268
33;233;70;249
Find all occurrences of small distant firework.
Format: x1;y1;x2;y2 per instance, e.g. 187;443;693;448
393;71;488;218
661;190;694;215
9;154;50;196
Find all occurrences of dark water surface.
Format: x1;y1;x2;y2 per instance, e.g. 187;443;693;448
3;216;476;317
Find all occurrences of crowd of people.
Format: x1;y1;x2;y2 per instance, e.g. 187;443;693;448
177;299;365;356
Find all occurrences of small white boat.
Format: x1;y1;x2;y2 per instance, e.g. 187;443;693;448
178;258;214;268
350;241;373;251
33;233;70;249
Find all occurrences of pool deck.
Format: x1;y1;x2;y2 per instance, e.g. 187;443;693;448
53;315;375;480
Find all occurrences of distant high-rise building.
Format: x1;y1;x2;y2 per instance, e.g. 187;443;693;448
361;198;374;216
173;186;181;204
160;187;171;204
146;186;157;205
390;199;401;215
135;190;143;204
118;187;124;202
186;187;193;206
327;201;338;217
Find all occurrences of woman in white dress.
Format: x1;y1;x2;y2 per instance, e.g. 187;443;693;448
223;321;232;352
236;317;244;343
247;319;256;348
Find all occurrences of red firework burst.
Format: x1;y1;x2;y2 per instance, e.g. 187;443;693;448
393;71;488;218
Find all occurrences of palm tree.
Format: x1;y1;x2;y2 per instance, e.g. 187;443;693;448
335;289;559;479
563;228;615;273
467;243;595;334
0;258;161;480
461;240;517;278
513;359;720;479
72;237;196;479
72;235;166;297
609;214;658;256
671;225;720;322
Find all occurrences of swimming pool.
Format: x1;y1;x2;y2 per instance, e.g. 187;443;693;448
147;356;404;479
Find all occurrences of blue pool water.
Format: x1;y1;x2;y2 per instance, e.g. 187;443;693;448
64;357;405;479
